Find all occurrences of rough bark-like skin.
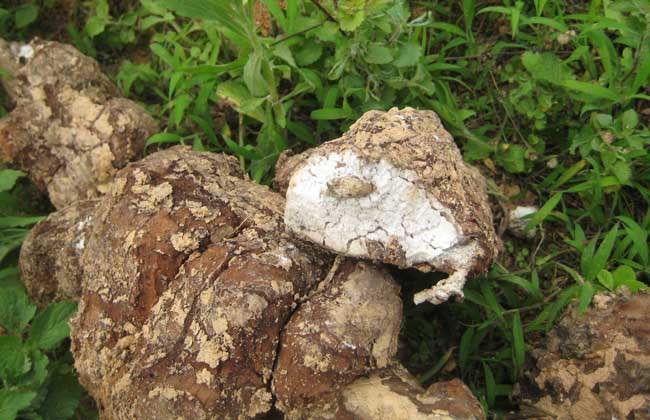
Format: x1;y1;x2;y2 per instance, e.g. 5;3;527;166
285;365;485;420
520;290;650;419
277;107;499;276
70;146;332;419
19;199;98;307
0;38;158;209
273;260;402;412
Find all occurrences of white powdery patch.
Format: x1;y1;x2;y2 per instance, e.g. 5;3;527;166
284;150;464;267
74;215;92;251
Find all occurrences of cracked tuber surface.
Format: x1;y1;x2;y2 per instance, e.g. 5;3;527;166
520;290;650;419
0;38;158;209
273;259;402;414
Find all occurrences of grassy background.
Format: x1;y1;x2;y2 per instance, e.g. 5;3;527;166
0;0;648;417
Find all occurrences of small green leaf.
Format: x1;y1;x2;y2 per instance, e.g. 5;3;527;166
243;50;269;97
365;43;393;64
482;362;496;407
295;40;323;66
0;335;27;381
145;132;183;151
458;327;475;372
171;93;192;127
497;144;526;173
621;109;638;130
578;281;594;314
14;4;39;28
84;15;107;38
38;366;84;420
310;108;352;120
0;170;26;192
562;80;619;101
584;224;619;281
0;280;37;334
597;269;615;290
393;42;421;68
612;266;647;292
0;389;36;420
28;301;77;351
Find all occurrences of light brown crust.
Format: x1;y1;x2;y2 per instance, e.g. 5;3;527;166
0;39;158;208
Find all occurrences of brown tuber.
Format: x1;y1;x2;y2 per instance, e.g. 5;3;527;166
519;290;650;419
19;199;97;307
0;38;158;209
276;107;499;306
273;259;403;414
286;365;485;420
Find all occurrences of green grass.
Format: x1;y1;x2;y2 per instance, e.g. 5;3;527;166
1;0;649;417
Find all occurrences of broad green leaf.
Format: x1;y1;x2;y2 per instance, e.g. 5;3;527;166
0;389;36;420
621;109;638;130
0;280;36;334
217;81;266;122
0;335;26;381
243;50;269;97
612;266;647;292
19;349;49;388
365;43;393;64
562;80;619;101
38;367;84;420
84;15;107;38
272;43;296;67
14;4;38;28
0;170;26;192
597;269;615;290
497;144;526;173
521;51;573;84
28;301;77;351
393;42;421;68
295;40;323;66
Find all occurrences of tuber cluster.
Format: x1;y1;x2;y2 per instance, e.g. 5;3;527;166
12;40;490;420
